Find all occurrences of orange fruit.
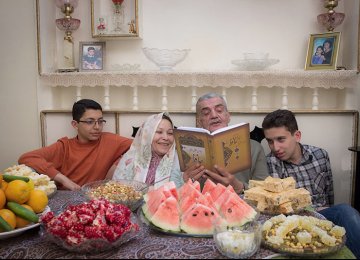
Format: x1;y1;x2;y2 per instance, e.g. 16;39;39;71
0;190;5;209
15;204;34;228
25;190;48;213
5;180;31;204
27;179;35;191
0;180;8;192
0;209;16;231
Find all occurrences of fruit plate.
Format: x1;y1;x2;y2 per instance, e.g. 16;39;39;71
137;207;213;238
0;205;51;239
261;211;346;257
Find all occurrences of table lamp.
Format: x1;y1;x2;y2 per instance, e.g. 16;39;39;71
55;0;80;72
317;0;345;32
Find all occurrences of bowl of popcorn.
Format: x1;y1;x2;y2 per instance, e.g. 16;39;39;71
81;179;149;211
40;199;140;253
213;220;262;259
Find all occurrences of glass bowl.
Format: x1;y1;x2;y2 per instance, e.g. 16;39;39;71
39;200;140;253
231;58;279;71
213;220;262;259
142;47;190;71
81;179;149;211
243;52;269;60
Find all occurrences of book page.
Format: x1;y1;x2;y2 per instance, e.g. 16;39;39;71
211;122;248;135
176;126;210;135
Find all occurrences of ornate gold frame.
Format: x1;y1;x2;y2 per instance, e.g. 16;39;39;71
305;32;341;70
91;0;140;38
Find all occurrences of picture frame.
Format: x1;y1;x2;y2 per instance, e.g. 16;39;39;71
79;41;106;72
305;32;341;70
91;0;140;38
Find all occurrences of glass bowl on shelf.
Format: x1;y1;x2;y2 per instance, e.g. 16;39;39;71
81;179;149;212
39;200;140;253
142;47;190;71
213;220;262;259
231;58;279;71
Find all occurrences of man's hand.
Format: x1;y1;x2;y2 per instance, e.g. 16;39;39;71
204;165;244;194
54;172;81;191
182;163;206;183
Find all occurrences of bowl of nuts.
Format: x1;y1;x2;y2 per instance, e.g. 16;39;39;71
81;179;149;211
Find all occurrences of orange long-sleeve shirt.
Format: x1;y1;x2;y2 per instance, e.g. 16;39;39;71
18;132;132;187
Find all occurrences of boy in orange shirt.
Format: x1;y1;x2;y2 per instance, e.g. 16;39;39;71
18;99;132;190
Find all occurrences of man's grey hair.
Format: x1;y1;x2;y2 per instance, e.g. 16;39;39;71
196;93;228;114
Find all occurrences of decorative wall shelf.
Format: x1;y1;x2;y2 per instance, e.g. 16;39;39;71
39;69;358;111
40;69;357;88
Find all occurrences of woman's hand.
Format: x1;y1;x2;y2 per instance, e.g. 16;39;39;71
204;165;244;193
182;163;206;183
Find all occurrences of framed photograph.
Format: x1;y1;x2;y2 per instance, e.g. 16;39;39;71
79;41;106;72
305;32;341;70
91;0;140;38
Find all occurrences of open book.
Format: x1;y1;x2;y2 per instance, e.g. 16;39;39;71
173;123;252;174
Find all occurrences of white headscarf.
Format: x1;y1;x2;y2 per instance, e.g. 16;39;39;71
112;112;176;188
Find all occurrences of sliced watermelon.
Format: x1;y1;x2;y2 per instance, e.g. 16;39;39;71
150;196;180;232
178;179;200;200
209;183;227;202
161;181;179;200
142;189;167;220
219;193;257;227
213;189;233;211
180;204;222;235
179;188;201;213
202;178;217;194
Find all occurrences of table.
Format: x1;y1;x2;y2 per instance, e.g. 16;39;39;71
0;191;355;259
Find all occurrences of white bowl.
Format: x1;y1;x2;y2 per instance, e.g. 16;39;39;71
214;220;262;259
142;47;190;71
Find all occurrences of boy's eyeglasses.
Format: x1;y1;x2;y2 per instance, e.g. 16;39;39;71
78;119;106;126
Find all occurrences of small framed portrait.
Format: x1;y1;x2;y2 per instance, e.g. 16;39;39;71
305;32;340;70
79;41;106;71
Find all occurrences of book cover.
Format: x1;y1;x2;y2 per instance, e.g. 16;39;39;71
173;123;252;174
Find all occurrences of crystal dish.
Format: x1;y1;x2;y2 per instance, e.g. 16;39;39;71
40;200;140;253
40;213;140;253
231;58;279;71
262;212;346;257
214;220;262;259
142;47;190;71
81;179;149;211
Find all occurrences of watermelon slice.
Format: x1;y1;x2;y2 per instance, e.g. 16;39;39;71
209;183;227;202
150;196;180;232
162;181;179;200
202;178;217;195
180;204;222;234
219;193;257;227
142;189;167;220
179;188;202;213
178;179;200;200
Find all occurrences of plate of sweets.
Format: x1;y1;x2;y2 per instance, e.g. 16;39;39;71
244;176;312;215
139;179;258;237
262;213;346;257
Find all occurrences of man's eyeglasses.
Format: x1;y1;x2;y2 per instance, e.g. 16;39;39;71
78;119;107;126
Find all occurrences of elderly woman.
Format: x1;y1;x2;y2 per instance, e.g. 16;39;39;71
109;112;176;188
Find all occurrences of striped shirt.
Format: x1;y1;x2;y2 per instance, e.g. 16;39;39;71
266;144;334;208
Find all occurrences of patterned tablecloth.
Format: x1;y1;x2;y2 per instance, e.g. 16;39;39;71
0;191;355;259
